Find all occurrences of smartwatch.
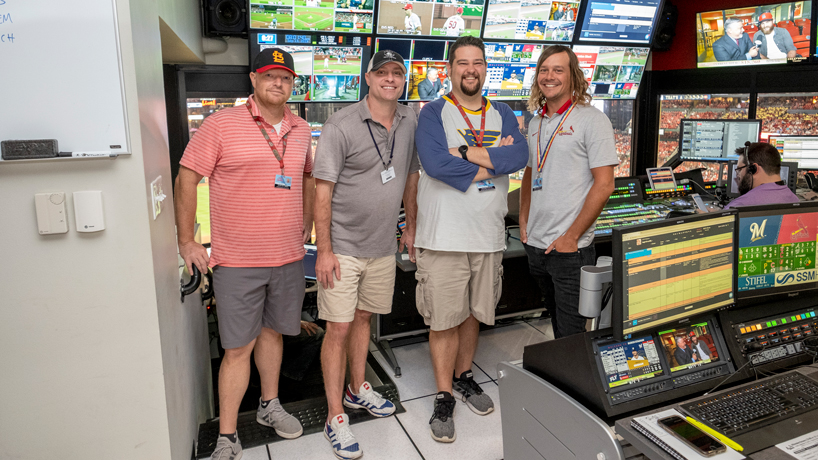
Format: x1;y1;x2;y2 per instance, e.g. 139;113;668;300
458;145;469;161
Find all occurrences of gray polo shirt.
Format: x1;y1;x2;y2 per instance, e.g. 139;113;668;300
312;96;420;258
526;103;617;250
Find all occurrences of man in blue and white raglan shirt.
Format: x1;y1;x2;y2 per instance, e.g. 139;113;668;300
413;36;529;443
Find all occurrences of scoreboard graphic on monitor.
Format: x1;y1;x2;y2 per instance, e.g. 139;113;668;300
738;213;818;292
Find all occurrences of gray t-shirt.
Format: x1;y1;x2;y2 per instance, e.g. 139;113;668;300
526;103;617;250
312;97;420;258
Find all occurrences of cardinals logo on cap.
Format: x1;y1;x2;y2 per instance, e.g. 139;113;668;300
273;51;285;63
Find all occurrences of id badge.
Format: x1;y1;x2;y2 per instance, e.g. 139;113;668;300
533;177;543;191
275;174;292;189
477;180;495;192
381;166;396;184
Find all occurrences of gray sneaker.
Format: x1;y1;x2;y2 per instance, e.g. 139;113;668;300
211;435;242;460
429;391;456;443
257;398;304;439
452;371;495;415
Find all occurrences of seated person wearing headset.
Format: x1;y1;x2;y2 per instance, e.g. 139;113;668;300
725;142;799;209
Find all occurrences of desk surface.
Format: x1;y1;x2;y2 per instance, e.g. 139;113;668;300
615;364;818;460
395;227;527;272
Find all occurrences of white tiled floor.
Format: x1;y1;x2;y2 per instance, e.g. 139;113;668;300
256;318;553;460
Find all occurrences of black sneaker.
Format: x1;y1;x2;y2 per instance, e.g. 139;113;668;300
429;391;456;443
452;371;495;415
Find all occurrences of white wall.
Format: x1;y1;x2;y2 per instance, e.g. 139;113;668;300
159;0;205;62
0;0;211;459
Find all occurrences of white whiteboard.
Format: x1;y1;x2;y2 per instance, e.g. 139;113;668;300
0;0;130;159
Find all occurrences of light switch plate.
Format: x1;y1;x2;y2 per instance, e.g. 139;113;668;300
150;176;166;220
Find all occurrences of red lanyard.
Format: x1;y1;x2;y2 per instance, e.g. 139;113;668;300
448;93;486;147
247;104;288;175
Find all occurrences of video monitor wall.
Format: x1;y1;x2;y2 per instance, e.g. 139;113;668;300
483;42;560;100
375;38;453;100
736;203;818;299
251;32;371;102
696;2;812;69
577;0;663;44
657;322;720;372
574;46;649;99
376;0;486;37
250;0;375;32
483;0;579;41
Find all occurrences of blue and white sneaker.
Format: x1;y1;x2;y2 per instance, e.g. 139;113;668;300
324;413;362;460
343;381;396;417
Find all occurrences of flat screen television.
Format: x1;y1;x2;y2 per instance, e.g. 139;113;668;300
375;37;454;101
250;0;375;32
678;118;761;162
250;32;372;102
376;0;486;37
577;0;664;44
482;42;566;100
574;45;649;99
696;2;811;69
482;0;579;42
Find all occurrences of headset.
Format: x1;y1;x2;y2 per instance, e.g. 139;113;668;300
744;141;758;175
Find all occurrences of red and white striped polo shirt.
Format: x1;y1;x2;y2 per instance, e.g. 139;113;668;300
180;95;313;268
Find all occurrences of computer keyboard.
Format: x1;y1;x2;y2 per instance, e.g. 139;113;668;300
683;372;818;436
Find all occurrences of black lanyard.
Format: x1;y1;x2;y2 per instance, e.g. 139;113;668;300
366;120;396;170
247;104;288;175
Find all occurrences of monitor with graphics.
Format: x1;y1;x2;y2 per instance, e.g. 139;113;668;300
574;45;649;100
613;211;738;339
250;0;375;32
482;42;565;100
483;0;579;42
376;0;486;37
736;202;818;299
250;32;372;102
577;0;664;44
679;118;761;162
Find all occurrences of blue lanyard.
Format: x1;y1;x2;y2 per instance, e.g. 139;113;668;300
366;120;396;170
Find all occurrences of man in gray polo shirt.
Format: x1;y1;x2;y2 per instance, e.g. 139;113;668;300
519;45;616;338
312;50;420;460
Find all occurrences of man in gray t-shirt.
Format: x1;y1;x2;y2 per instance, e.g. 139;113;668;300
520;46;617;339
312;50;420;459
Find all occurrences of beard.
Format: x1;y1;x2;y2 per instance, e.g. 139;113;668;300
738;173;753;195
761;24;774;34
458;73;482;97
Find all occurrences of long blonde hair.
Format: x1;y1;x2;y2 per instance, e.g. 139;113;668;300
527;45;592;114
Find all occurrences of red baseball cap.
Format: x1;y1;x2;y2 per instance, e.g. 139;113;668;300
758;12;774;22
403;3;413;9
456;6;463;13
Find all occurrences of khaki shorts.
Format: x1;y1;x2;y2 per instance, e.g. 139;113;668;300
318;254;396;322
415;249;504;331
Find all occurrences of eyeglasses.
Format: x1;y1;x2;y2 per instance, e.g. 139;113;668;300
735;164;749;173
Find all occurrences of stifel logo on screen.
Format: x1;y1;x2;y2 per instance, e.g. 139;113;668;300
273;51;285;63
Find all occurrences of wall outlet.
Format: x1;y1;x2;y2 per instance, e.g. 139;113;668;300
151;176;166;220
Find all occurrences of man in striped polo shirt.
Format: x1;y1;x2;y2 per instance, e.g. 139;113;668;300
175;48;313;460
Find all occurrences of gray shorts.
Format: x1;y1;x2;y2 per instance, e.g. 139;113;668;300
213;262;305;349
